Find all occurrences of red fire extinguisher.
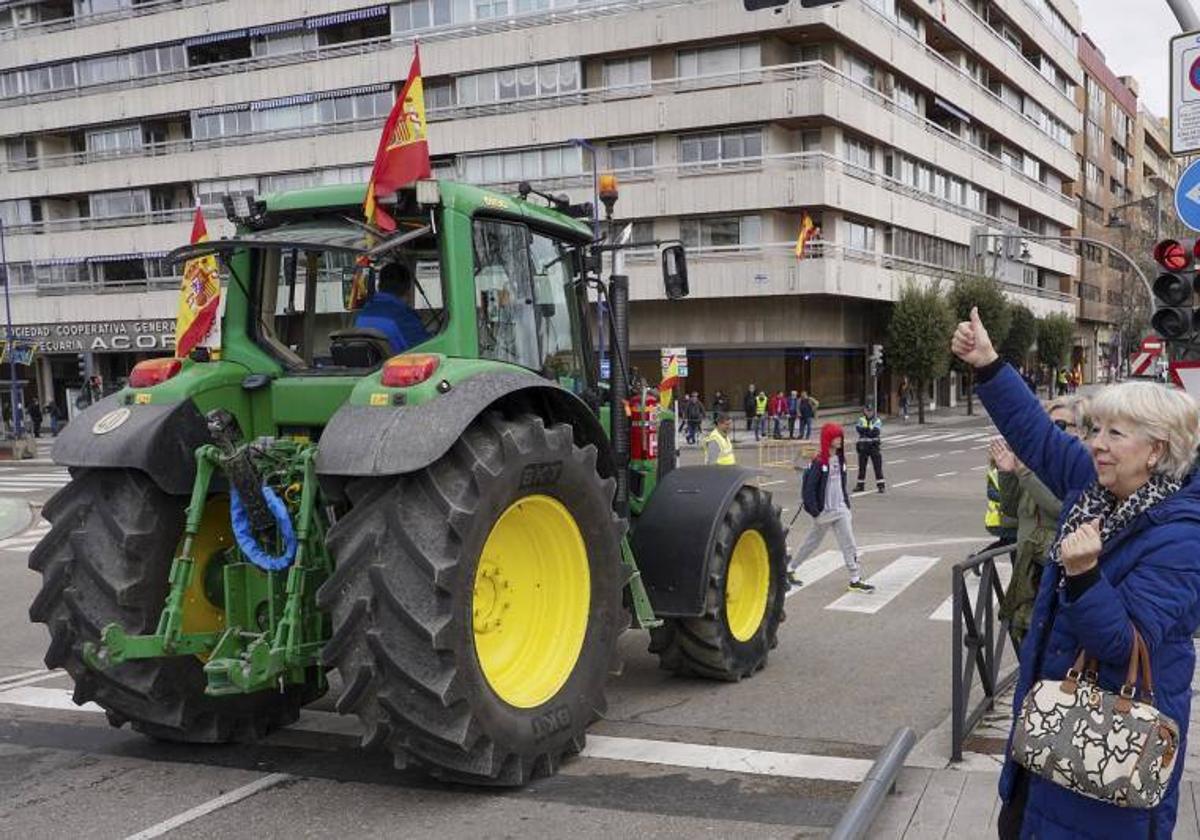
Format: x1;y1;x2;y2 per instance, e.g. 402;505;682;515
628;392;659;461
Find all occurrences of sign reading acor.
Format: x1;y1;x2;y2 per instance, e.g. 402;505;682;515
9;320;176;354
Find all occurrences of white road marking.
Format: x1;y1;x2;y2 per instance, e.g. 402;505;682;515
891;479;921;488
758;480;786;487
784;550;846;598
826;555;941;614
890;459;907;465
580;735;871;783
0;685;102;714
918;454;938;460
0;668;51;686
0;670;65;691
935;472;957;478
948;450;964;455
124;773;293;840
971;465;988;471
929;561;1012;622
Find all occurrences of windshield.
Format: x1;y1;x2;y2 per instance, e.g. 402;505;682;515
243;219;445;369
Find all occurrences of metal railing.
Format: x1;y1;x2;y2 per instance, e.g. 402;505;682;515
0;0;223;40
2;206;193;236
950;542;1021;762
830;727;917;840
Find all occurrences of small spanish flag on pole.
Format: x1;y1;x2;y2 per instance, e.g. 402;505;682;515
175;203;221;358
660;354;681;411
794;211;815;260
364;45;431;232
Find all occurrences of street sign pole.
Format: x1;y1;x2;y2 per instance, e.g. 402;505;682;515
1167;0;1200;31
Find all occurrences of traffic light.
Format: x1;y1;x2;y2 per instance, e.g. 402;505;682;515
1150;239;1200;341
869;344;884;378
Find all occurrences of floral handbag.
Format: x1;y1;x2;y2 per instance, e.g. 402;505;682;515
1011;627;1180;809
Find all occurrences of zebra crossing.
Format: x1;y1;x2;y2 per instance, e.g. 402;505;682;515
0;521;49;551
0;466;69;494
881;429;998;449
786;543;993;623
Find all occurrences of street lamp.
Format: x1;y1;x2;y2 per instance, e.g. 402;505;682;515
0;219;20;440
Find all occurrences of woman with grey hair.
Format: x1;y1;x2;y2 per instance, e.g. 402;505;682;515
953;308;1200;839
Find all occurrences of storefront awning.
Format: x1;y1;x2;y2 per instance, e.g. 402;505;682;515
251;93;315;111
87;253;147;264
305;5;388;29
194;103;251;117
184;29;248;48
932;97;972;124
248;20;305;37
313;82;391;100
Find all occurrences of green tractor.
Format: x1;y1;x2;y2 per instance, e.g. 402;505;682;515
29;178;787;784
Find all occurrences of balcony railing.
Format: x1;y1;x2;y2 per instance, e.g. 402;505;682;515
0;0;223;40
3;206;192;236
0;59;1080;225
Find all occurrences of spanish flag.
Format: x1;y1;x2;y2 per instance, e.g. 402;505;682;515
364;46;431;232
175;204;221;358
660;355;681;411
794;212;815;259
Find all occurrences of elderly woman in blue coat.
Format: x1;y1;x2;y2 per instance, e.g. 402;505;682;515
953;308;1200;839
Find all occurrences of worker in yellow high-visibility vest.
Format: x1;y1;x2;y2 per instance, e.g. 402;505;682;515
704;414;736;466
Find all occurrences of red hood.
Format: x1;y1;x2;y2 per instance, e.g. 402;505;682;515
817;422;844;464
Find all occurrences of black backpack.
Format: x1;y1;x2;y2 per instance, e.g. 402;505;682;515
801;460;825;517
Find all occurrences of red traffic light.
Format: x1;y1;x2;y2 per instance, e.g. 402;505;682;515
1153;239;1191;271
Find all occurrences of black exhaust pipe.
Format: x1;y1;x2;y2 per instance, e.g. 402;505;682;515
609;273;630;519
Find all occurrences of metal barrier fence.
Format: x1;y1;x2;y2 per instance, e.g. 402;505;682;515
951;543;1020;762
757;438;816;471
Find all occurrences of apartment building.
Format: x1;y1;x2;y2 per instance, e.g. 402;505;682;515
1071;35;1178;383
0;0;1081;412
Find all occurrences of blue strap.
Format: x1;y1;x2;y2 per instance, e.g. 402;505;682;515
229;485;297;571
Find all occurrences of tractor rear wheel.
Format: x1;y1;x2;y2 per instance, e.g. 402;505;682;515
318;412;625;785
649;485;787;680
28;469;316;741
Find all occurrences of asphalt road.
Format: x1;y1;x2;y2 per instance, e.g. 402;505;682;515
0;418;1002;838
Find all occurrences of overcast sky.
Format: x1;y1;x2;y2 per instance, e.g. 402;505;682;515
1074;0;1183;118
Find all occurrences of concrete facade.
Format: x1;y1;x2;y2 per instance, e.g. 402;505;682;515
0;0;1086;408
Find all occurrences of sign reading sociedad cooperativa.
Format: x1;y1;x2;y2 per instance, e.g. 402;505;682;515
9;320;176;354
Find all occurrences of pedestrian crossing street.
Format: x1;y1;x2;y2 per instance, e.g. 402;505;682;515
786;545;1008;623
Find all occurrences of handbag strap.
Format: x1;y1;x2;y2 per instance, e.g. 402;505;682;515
1062;625;1155;705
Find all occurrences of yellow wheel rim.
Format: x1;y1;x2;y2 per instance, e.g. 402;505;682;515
725;529;770;642
179;497;232;642
473;494;590;709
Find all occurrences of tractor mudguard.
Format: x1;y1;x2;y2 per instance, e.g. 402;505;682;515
315;371;614;496
629;465;757;618
51;394;212;496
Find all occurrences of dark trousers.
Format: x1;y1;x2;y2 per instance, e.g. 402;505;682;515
31;419;40;437
686;419;700;444
799;417;813;439
787;415;797;438
997;770;1029;839
856;447;884;487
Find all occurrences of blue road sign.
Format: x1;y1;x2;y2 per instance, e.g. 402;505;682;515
1175;158;1200;232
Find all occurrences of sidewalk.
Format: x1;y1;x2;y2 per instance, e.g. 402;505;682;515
874;640;1200;838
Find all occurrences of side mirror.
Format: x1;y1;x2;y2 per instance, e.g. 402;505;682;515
662;244;689;300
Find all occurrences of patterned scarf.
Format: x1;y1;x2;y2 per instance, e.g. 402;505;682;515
1047;472;1182;568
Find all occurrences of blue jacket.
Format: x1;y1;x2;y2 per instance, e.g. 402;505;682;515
353;292;429;354
978;363;1200;839
801;454;849;517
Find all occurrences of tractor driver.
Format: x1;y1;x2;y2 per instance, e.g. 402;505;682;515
354;262;429;354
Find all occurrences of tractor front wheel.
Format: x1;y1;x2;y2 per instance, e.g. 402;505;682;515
28;469;316;741
649;485;787;680
317;412;625;785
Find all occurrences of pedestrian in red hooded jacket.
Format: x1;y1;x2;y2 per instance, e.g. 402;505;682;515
769;391;787;439
787;422;875;593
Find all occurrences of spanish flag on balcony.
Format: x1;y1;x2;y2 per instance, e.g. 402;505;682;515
794;211;815;260
660;354;681;411
174;203;221;359
364;46;431;232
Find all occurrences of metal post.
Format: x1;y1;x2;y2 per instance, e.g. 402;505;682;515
951;563;964;762
1166;0;1200;30
571;138;605;375
829;727;917;840
0;219;18;439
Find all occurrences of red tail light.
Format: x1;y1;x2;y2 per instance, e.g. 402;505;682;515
381;354;440;388
129;358;182;388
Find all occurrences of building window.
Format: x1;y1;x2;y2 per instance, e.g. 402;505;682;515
603;55;651;92
846;219;875;253
676;42;760;79
89;189;149;218
460;144;584;185
844;52;874;88
679;215;762;248
844;134;873;171
607;139;654;175
679;128;762;168
86;125;142;156
455;60;579;106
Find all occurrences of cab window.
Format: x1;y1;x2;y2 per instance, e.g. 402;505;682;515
472;218;588;392
253;222;444;369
